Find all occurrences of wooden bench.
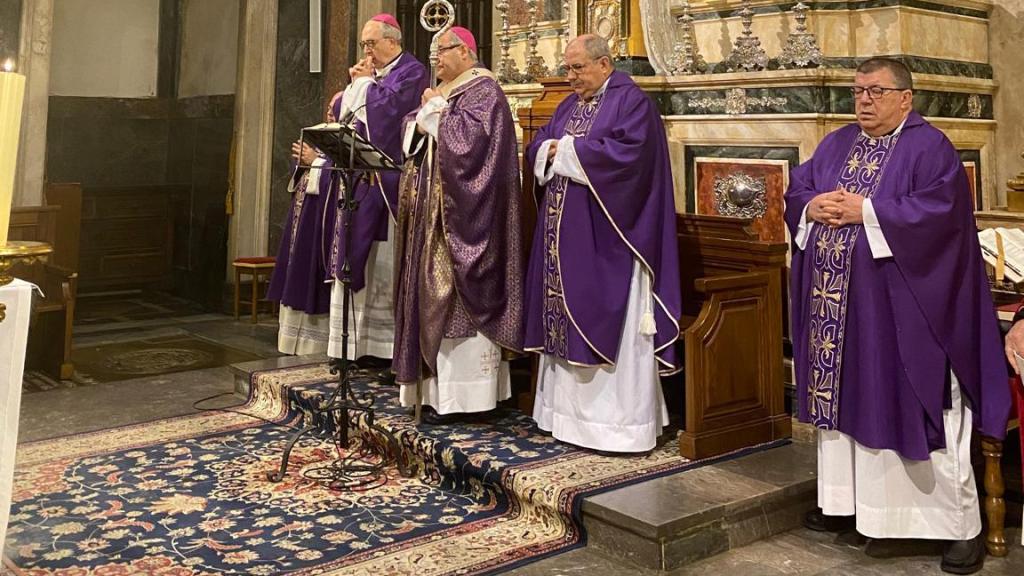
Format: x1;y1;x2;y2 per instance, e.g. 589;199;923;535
8;202;78;380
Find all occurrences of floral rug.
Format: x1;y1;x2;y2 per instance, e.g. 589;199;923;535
3;363;786;575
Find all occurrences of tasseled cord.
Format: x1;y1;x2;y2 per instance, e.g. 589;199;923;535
639;267;657;336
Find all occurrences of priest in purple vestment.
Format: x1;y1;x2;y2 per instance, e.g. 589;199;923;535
522;35;681;453
786;58;1010;574
324;14;428;364
393;27;524;424
266;97;341;355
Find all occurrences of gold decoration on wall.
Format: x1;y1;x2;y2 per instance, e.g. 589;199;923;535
967;94;982;119
587;0;625;58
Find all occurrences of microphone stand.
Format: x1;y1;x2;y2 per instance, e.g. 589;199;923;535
267;124;412;490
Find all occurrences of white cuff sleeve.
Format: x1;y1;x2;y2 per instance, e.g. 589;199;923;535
402;121;424;157
794;204;814;250
862;198;893;259
533;139;559;184
304;157;329;196
337;76;374;124
415;96;447;139
551;135;587;184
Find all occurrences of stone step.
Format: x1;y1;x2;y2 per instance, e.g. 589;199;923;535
581;440;817;572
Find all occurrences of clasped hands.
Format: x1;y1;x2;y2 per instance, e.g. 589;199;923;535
291;141;318;165
807;189;865;227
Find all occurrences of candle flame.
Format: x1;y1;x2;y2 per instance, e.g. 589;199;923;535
2;59;13;73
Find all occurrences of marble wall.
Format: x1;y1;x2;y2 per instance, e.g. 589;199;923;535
991;0;1024;206
42;0;237;305
267;0;325;255
0;0;20;64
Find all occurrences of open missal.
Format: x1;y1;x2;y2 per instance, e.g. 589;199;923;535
978;227;1024;285
300;123;399;172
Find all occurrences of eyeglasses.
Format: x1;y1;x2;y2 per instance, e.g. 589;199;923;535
564;61;592;75
359;39;379;49
436;43;462;54
850;85;908;99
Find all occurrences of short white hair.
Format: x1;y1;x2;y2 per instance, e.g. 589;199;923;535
379;22;402;44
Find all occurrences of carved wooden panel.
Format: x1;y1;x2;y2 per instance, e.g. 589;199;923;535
694;158;788;244
78;186;178;290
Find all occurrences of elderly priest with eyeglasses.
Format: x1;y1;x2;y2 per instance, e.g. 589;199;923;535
392;26;525;425
522;34;682;454
785;57;1011;575
324;13;428;363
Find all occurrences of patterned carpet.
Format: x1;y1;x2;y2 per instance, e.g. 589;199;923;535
4;363;786;575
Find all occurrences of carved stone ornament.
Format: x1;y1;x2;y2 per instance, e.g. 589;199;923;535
0;302;5;323
714;173;768;219
689;88;787;115
967;94;982;119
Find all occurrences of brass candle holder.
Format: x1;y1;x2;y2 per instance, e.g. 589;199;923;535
0;240;52;286
1007;152;1024;213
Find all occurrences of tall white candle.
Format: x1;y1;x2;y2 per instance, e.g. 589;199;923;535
0;60;26;247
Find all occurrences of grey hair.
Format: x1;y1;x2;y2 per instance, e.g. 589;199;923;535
445;31;478;63
857;57;913;90
580;35;611;62
379;22;403;44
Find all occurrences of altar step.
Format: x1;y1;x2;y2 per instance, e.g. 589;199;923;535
229;355;817;574
580;436;816;572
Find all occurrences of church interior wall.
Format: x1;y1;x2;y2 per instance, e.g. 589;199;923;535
990;0;1024;206
178;0;240;98
49;0;160;98
42;0;237;309
266;0;325;259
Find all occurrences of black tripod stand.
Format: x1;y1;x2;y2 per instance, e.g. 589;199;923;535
267;124;412;490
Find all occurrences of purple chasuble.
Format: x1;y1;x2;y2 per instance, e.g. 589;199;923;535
786;111;1011;460
523;71;682;374
267;158;338;315
392;72;525;384
326;52;428;292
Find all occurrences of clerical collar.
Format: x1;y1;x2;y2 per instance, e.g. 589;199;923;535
861;115;909;142
583;75;612;103
375;52;403;79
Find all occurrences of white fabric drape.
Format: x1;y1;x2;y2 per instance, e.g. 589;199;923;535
1;279;33;550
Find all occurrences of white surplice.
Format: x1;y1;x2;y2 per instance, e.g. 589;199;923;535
327;219;396;361
532;261;669;453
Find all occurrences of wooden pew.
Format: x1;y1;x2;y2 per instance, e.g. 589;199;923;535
676;214;791;459
8;201;79;380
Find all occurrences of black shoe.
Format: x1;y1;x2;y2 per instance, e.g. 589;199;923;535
941;535;985;575
377;369;396;386
418;406;461;426
803;507;855;533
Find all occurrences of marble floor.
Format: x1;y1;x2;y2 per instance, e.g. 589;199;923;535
11;292;1024;575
